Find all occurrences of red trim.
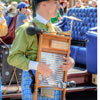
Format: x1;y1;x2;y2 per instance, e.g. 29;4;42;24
67;71;92;85
2;93;22;99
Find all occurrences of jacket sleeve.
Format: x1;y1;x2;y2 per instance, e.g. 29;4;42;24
7;25;36;70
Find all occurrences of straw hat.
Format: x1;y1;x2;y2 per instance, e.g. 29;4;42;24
11;1;18;8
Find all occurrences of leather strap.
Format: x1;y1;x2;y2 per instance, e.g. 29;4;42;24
29;70;35;93
32;21;37;27
29;21;38;93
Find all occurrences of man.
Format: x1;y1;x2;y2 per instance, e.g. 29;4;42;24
16;2;30;30
7;0;74;99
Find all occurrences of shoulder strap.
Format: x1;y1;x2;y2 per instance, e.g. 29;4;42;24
32;21;39;42
29;70;35;93
32;21;37;27
28;21;37;93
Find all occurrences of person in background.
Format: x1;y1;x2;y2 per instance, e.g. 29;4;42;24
81;0;89;8
59;0;68;16
92;0;97;8
74;0;82;8
51;10;62;24
16;2;30;30
26;8;33;22
88;1;92;7
5;4;18;28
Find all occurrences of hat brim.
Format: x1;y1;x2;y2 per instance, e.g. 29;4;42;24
17;4;30;9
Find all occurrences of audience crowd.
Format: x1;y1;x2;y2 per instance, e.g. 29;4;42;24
0;0;97;35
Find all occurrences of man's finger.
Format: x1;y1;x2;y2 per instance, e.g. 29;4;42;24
41;74;46;80
61;65;70;71
62;56;69;60
46;70;53;77
63;62;70;65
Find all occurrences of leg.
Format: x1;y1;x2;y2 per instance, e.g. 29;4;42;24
22;71;63;100
22;71;33;100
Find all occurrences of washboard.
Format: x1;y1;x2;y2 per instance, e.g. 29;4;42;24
33;33;71;100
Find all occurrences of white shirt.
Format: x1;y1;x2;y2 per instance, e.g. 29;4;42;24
35;14;48;25
29;14;48;70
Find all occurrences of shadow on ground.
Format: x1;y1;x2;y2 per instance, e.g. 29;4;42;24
66;91;97;100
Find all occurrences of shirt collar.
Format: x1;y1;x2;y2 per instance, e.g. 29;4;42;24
35;14;48;25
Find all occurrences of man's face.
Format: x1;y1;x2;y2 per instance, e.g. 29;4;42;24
62;1;67;8
81;1;88;6
76;1;81;7
45;0;60;18
92;1;97;8
22;7;27;14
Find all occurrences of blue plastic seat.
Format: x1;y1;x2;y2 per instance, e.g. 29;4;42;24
78;8;81;13
70;46;86;65
89;27;97;32
74;26;77;31
75;8;78;13
85;17;89;23
84;9;88;14
74;32;78;40
68;8;72;13
93;8;97;13
77;32;81;40
90;18;94;23
77;26;81;31
86;31;97;74
71;32;75;40
58;8;97;41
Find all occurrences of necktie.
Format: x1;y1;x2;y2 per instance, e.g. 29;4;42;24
46;22;56;35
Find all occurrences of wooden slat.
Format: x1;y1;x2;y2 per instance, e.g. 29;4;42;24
33;33;71;100
42;48;67;54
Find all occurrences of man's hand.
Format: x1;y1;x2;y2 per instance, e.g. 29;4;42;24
61;56;75;71
37;63;53;79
